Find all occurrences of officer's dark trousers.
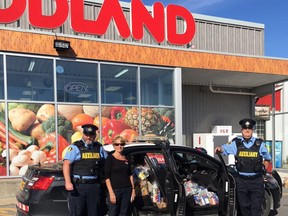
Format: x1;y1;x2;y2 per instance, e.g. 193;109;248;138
68;183;101;216
236;176;264;216
108;186;132;216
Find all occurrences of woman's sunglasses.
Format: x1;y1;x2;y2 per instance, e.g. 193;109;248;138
113;143;125;147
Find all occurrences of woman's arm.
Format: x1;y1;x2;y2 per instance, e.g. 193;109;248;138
130;175;136;202
105;178;116;204
104;156;116;204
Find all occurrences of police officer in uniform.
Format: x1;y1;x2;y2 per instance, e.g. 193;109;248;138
215;118;271;216
63;124;107;216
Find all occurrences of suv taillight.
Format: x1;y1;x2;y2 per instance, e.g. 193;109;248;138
27;176;54;190
17;202;30;213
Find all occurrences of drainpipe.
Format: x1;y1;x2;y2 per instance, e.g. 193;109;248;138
209;82;256;96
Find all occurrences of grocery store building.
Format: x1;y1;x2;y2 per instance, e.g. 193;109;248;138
1;0;288;179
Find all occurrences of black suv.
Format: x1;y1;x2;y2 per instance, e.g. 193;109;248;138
16;138;282;216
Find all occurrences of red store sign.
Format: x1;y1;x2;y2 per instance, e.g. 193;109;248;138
0;0;196;45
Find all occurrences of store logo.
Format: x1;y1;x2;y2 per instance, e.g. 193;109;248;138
64;82;89;94
0;0;196;45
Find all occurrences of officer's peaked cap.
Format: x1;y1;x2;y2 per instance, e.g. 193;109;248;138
239;118;256;129
82;124;98;135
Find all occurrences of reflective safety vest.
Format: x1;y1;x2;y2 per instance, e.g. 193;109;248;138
234;138;263;173
71;140;102;177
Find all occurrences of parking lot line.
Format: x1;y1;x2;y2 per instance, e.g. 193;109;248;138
0;207;16;216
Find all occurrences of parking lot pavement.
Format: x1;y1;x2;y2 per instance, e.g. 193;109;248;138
0;198;16;206
2;191;288;216
275;168;288;188
275;168;288;177
0;198;16;216
0;204;16;216
1;169;287;216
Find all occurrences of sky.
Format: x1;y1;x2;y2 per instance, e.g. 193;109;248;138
121;0;288;59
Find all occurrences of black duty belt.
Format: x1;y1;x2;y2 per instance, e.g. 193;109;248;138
73;178;99;184
238;173;262;180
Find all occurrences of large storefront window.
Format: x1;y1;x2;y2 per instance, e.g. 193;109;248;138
140;67;174;106
0;55;3;99
100;64;137;105
6;56;54;101
57;60;98;103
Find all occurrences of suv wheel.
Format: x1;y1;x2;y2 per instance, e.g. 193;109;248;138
262;190;271;216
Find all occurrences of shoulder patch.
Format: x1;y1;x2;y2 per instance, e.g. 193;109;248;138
67;147;73;152
229;137;238;144
255;138;263;147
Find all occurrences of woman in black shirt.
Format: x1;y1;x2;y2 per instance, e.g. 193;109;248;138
105;135;135;216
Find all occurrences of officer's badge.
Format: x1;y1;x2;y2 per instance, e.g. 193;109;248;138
245;121;250;127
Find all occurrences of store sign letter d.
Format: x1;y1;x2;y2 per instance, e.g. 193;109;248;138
166;4;196;45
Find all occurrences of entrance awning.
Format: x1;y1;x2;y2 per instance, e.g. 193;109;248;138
182;67;288;89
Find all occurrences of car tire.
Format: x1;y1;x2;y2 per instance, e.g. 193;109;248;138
262;190;271;216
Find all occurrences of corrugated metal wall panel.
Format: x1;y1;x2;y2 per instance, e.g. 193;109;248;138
247;29;254;55
206;23;213;51
222;25;229;52
191;22;200;49
182;85;252;146
255;30;264;55
235;27;242;54
193;21;206;50
242;28;249;54
0;1;264;55
213;24;221;52
227;26;235;53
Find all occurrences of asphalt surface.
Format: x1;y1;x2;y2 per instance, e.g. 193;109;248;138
1;169;288;215
1;188;288;216
0;204;16;216
276;187;288;216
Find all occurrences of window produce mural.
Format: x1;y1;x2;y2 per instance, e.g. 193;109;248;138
0;104;7;176
0;102;40;176
0;103;175;176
